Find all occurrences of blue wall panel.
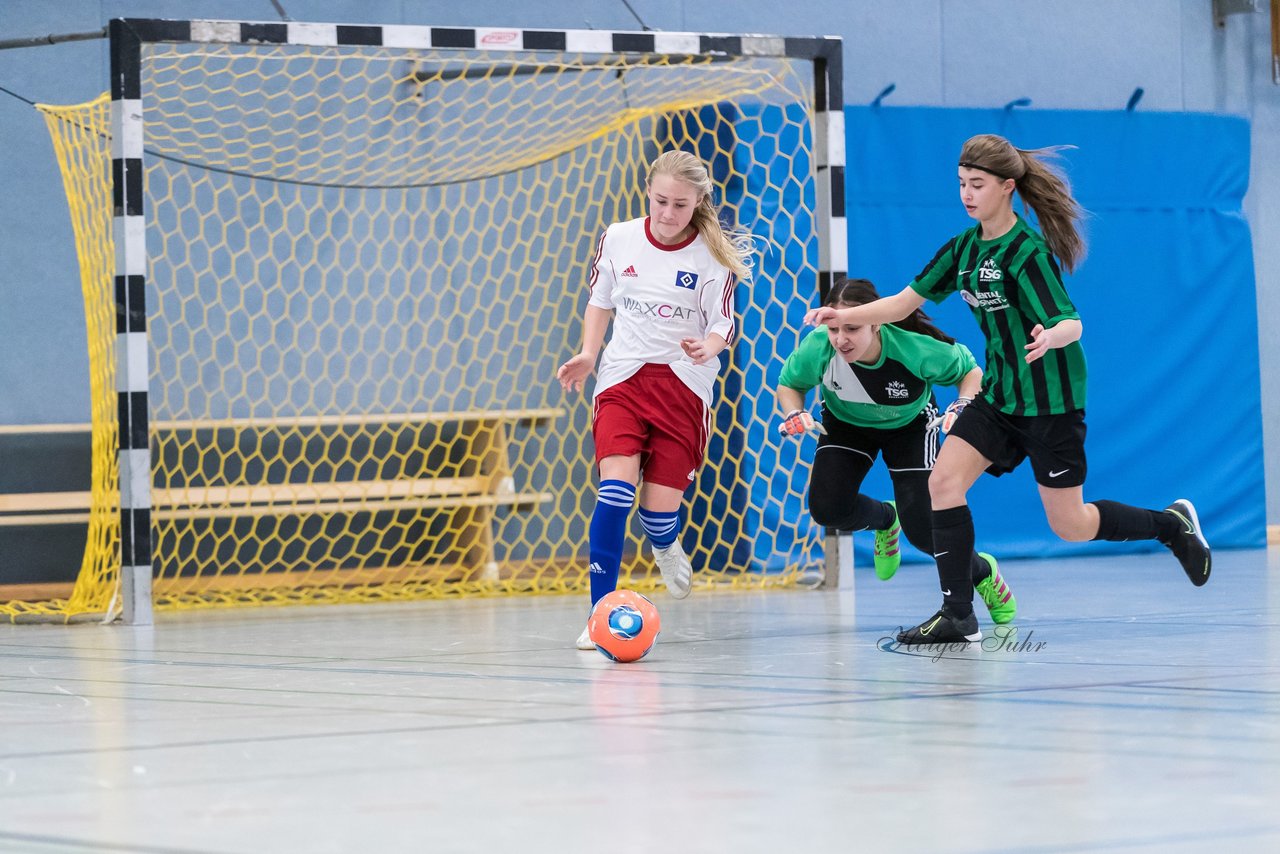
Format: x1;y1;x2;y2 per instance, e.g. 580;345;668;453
842;106;1264;564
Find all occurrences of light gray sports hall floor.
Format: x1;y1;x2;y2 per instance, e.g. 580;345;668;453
1;547;1277;854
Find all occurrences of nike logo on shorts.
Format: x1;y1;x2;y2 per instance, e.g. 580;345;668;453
1049;469;1070;478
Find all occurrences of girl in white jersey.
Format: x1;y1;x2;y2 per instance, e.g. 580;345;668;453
557;150;754;650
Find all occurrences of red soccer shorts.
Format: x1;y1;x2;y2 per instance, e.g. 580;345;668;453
592;364;709;491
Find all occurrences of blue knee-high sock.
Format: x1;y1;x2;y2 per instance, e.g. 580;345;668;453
638;507;680;549
589;479;636;606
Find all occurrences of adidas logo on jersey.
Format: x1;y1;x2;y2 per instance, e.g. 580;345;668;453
621;265;638;277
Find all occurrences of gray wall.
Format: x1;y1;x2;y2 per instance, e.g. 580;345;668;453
2;0;1276;524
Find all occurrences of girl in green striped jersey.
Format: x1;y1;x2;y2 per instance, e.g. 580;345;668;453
805;134;1211;645
778;278;1017;625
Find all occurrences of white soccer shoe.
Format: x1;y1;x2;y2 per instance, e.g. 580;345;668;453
576;625;595;650
653;541;692;599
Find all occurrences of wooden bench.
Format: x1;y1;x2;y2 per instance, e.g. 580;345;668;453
0;408;562;594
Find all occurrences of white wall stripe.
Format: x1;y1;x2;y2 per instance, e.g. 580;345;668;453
565;30;613;54
814;111;846;168
113;216;147;277
742;36;786;56
824;110;844;166
380;24;433;49
829;216;848;271
287;22;338;46
122;561;152;626
816;204;830;273
119;448;152;510
109;100;143;159
117;332;149;394
654;32;700;54
190;20;240;44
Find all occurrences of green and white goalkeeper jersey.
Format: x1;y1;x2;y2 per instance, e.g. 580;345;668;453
909;215;1087;416
779;323;978;430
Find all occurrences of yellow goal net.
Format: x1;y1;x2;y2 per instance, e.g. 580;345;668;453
6;21;844;622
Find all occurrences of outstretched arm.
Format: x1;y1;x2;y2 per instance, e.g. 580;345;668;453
804;286;927;327
1024;318;1082;363
557;304;612;392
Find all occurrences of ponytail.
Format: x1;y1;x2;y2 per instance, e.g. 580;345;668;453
958;134;1087;273
1012;148;1086;273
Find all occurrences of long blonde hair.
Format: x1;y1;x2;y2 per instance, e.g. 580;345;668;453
647;150;755;280
959;134;1087;273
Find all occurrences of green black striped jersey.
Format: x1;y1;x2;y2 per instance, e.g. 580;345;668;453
909;216;1087;415
779;323;978;430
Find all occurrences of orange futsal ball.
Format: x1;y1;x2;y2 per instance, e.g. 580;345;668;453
587;589;661;662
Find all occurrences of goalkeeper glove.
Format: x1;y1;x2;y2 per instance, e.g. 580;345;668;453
778;409;827;438
927;397;972;433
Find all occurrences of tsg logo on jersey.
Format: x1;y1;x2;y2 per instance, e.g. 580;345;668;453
962;259;1011;312
674;270;699;290
978;257;1003;282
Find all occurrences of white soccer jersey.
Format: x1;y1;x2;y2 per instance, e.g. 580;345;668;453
587;217;739;404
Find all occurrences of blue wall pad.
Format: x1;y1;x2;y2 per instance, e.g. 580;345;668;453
841;106;1263;564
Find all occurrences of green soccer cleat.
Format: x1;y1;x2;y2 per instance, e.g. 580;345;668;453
975;552;1017;624
873;501;902;581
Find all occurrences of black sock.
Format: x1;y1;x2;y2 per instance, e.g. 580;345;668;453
844;494;895;532
1091;500;1179;544
931;505;976;618
870;498;897;532
970;552;992;585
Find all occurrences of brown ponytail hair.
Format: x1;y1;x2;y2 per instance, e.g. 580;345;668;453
958;134;1086;273
647;150;755;280
825;277;955;344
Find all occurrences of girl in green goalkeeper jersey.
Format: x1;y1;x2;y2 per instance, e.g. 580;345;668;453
778;277;1017;625
805;134;1211;645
